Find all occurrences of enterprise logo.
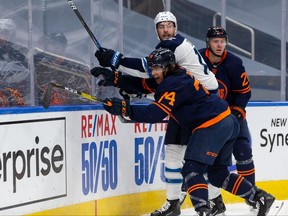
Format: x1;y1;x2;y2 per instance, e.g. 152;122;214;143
0;118;67;211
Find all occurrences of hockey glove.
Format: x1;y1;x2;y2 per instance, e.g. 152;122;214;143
95;48;123;69
103;97;131;117
231;106;246;123
90;67;121;87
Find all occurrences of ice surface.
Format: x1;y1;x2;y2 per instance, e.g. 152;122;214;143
180;200;288;216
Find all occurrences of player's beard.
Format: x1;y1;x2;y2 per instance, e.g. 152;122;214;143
160;33;174;41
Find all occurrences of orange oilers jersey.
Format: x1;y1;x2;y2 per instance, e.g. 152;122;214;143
199;48;251;109
129;67;230;132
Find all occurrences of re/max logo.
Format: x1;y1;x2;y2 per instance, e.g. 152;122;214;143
81;114;117;137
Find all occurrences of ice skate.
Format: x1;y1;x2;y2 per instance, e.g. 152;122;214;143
253;188;275;216
196;206;212;216
150;199;180;216
245;198;257;210
209;194;226;215
245;186;259;210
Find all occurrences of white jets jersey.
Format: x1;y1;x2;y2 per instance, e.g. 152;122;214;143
118;34;218;90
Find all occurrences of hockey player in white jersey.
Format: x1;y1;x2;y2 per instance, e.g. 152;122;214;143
92;11;218;216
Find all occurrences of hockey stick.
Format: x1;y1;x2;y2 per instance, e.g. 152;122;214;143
42;82;105;109
42;82;137;123
66;0;103;51
42;83;168;123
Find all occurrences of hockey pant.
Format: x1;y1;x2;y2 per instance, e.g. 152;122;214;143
209;125;255;200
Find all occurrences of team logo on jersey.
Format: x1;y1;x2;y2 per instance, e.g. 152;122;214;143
217;79;228;100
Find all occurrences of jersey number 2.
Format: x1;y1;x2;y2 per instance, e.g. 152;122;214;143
241;72;249;87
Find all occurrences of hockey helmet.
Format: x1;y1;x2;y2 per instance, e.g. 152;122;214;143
0;19;16;42
154;11;177;33
206;26;228;47
147;48;176;70
46;32;68;47
38;32;68;55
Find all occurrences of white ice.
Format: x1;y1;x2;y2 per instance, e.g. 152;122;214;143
180;200;288;216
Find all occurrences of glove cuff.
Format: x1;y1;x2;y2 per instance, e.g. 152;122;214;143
114;71;122;87
121;99;131;117
110;51;123;69
230;105;246;120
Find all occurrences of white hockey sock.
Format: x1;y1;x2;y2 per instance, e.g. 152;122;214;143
165;144;186;201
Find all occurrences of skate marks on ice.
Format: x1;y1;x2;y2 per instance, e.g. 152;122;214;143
180;200;287;216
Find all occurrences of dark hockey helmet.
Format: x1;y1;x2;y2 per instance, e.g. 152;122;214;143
206;26;228;47
147;48;176;69
46;32;67;47
38;32;68;55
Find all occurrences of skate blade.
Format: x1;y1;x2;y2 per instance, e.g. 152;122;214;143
215;213;226;216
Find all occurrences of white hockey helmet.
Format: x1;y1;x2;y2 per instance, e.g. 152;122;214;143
154;11;177;33
0;19;16;42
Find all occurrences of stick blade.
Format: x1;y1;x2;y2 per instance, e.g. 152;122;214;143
42;83;53;109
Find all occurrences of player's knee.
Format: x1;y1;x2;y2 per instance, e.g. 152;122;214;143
181;160;206;179
207;166;229;188
233;142;252;161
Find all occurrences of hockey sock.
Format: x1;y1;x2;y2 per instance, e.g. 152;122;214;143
236;159;255;185
208;183;221;200
206;166;228;200
165;144;186;200
165;163;183;200
182;160;209;210
222;173;255;200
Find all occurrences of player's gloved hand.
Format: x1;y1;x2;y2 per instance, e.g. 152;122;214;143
103;97;131;117
231;106;246;123
90;67;121;87
95;48;123;69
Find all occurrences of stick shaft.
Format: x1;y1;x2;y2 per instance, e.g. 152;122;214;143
67;0;102;51
50;82;104;103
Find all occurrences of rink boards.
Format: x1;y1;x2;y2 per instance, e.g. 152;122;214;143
0;102;287;215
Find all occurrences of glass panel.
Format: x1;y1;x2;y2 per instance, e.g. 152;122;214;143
0;0;30;106
172;0;284;101
0;0;286;107
32;0;93;106
225;0;283;101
